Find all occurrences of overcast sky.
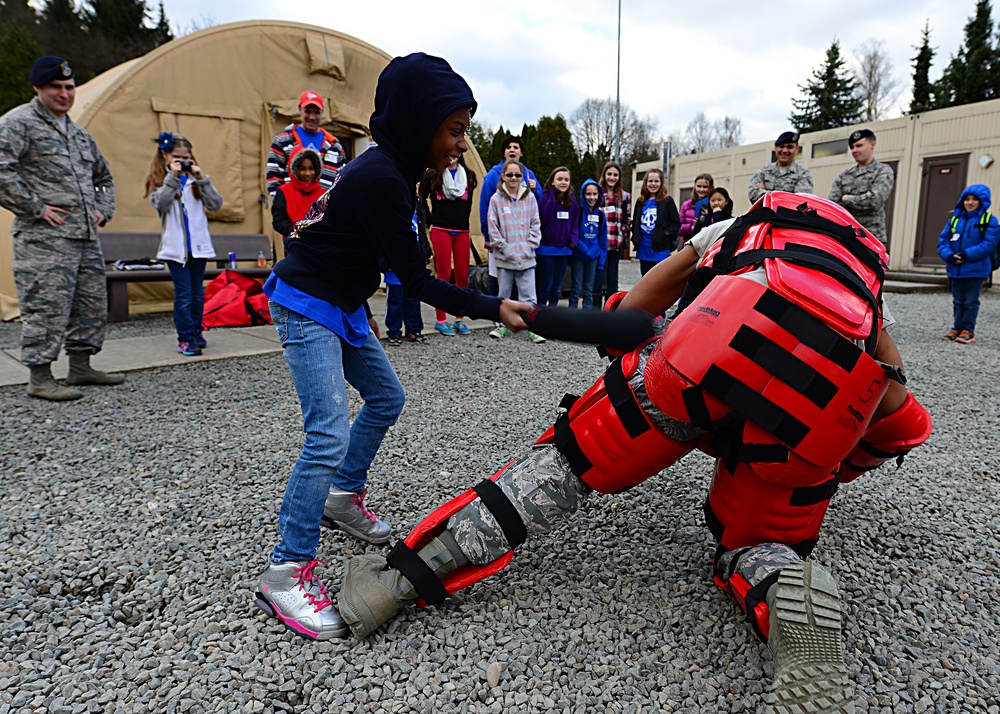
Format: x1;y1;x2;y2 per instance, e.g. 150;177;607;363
162;0;969;144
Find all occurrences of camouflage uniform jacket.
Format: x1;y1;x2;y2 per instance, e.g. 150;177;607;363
828;158;894;244
0;97;115;241
747;161;814;203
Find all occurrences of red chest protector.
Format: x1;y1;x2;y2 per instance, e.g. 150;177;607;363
693;192;888;348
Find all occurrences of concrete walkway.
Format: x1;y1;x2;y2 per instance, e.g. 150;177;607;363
0;292;496;387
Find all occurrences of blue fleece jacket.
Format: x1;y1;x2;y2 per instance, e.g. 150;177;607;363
574;179;608;269
937;183;1000;279
272;53;501;323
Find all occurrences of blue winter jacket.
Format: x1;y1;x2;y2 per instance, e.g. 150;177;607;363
574;179;608;269
937;183;1000;279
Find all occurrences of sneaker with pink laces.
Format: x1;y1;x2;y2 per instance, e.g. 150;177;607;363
320;488;391;544
254;559;347;640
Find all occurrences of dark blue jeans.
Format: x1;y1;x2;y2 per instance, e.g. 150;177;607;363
569;257;599;309
167;257;207;343
951;277;983;332
384;284;423;337
535;254;570;306
594;250;620;306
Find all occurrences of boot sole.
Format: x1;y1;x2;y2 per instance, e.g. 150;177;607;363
320;515;391;545
765;561;853;714
253;592;348;640
26;386;83;401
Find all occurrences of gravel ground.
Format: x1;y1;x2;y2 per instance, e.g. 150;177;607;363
1;263;999;713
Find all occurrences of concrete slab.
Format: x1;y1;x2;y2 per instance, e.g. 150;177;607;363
883;280;948;294
0;326;284;387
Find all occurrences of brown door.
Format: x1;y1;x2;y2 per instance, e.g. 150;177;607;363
913;153;969;265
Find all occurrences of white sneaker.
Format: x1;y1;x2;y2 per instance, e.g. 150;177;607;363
528;331;546;343
489;325;509;339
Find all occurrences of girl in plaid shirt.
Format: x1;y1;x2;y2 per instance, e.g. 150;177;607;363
597;161;632;306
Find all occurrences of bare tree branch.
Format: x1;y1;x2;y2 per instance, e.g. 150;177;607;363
853;38;903;121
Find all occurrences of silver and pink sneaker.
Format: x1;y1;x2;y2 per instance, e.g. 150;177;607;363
254;559;347;640
320;488;391;544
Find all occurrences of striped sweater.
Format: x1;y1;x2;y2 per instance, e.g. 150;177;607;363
266;124;346;195
487;182;541;271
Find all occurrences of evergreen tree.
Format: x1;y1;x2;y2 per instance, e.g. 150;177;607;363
531;115;580;187
789;39;863;133
909;21;936;113
519;122;537;169
579;151;597;184
152;1;173;46
468;120;491;166
0;22;41;114
934;0;997;107
488;125;507;168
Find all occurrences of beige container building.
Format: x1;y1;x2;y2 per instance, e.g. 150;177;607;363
0;20;490;320
633;98;1000;274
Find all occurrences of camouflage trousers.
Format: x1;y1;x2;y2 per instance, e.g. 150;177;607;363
12;232;107;366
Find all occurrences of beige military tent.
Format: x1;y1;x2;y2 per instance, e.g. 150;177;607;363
0;20;490;320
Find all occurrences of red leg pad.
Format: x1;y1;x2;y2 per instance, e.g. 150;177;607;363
839;392;933;483
402;462;518;607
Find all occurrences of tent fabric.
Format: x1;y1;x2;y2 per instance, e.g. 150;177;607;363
0;19;491;320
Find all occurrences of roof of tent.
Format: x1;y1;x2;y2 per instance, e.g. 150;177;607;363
1;20;490;319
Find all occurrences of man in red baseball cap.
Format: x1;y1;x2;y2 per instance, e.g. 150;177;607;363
266;89;346;196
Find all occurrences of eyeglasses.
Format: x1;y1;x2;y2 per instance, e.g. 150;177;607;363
504;173;523;178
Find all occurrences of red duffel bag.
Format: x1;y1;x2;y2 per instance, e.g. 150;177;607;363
202;270;272;328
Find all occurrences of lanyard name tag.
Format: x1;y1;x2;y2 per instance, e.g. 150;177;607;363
588;215;599;223
556;211;569;220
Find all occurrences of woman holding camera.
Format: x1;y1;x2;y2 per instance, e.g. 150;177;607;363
144;131;224;356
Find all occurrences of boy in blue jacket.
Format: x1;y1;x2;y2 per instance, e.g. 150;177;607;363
937;183;999;344
569;178;608;309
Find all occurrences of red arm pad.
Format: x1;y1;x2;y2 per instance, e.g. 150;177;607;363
839;392;932;483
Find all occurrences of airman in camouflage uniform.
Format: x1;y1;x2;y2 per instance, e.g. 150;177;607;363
829;129;894;245
747;131;814;204
0;56;123;401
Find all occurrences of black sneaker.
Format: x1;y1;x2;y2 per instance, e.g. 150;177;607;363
387;336;402;347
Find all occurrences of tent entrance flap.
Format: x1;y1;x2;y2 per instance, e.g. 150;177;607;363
152;97;246;222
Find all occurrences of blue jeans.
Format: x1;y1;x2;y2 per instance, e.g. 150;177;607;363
639;259;660;276
951;277;983;331
535;254;570;306
385;284;423;336
270;302;405;563
569;257;599;309
166;258;207;342
596;250;620;305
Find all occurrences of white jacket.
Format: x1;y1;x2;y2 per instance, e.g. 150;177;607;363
150;173;223;264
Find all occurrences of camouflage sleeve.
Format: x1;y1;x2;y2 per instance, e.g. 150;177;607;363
828;172;845;205
795;168;814;195
844;165;894;211
91;139;115;219
0;117;45;219
747;168;766;203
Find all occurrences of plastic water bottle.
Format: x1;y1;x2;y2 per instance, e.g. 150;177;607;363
257;250;267;268
228;252;237;269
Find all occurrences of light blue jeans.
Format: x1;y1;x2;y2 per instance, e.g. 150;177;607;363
270;302;405;563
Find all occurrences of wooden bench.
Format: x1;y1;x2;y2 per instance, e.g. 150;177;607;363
99;232;273;323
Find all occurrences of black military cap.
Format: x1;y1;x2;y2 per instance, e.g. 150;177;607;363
30;56;74;86
848;128;875;146
775;131;800;145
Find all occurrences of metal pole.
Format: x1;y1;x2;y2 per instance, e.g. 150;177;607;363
615;0;622;164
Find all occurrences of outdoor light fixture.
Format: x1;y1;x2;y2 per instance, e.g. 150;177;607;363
979;154;994;169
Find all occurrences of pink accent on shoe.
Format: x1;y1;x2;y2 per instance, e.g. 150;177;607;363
351;489;378;523
293;559;334;612
269;605;321;638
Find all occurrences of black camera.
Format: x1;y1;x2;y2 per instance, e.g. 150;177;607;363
180;160;193;172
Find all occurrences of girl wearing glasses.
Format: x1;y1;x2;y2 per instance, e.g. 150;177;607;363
486;160;545;343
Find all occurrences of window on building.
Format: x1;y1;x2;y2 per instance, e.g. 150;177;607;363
811;139;849;159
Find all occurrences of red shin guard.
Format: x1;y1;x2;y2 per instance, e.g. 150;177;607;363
839;392;933;483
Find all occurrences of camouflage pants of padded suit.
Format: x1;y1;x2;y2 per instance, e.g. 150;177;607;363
443;341;802;639
12;232;108;366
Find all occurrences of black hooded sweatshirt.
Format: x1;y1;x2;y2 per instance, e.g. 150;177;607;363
273;53;501;322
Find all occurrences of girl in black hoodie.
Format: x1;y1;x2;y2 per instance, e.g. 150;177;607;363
254;54;529;641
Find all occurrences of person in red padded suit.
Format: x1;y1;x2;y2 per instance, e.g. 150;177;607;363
333;192;932;714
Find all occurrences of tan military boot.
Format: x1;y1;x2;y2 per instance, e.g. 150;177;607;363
26;364;83;401
65;353;125;386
